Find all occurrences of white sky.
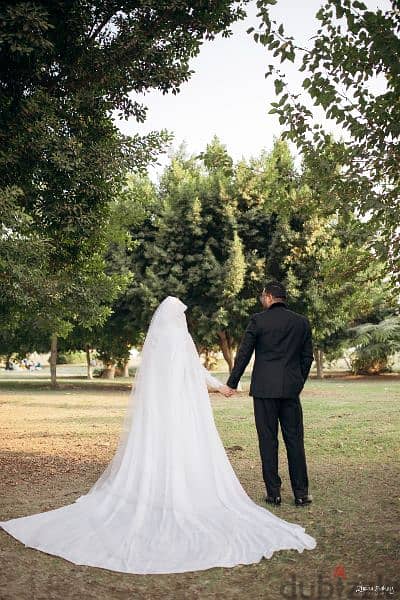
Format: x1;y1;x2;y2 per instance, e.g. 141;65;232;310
115;0;389;180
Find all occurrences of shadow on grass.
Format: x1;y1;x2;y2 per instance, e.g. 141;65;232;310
0;401;128;410
0;378;133;393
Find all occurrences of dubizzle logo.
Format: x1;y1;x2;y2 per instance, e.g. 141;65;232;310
333;564;346;579
279;565;395;598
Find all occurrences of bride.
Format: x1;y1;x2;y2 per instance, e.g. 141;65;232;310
0;296;316;574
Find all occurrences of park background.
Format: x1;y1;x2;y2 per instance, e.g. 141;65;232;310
0;0;399;598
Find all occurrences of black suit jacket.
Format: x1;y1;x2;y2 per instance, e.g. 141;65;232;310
226;302;314;398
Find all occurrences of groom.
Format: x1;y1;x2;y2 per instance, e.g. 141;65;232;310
226;281;314;507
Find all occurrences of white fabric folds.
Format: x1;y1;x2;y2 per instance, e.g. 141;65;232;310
0;296;316;573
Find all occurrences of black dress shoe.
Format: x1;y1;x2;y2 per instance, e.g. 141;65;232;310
265;495;282;506
294;495;313;506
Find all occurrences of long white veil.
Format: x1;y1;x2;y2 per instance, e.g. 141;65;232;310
77;295;194;501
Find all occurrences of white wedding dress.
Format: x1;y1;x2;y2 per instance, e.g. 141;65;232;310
0;296;316;573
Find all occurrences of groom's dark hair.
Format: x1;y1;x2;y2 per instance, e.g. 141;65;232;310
263;281;287;299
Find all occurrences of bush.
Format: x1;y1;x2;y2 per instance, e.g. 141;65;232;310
55;351;86;365
348;315;400;375
350;355;391;375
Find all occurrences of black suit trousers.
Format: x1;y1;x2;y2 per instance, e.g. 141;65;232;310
253;396;309;498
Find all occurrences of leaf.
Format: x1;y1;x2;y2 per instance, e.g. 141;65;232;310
274;78;284;94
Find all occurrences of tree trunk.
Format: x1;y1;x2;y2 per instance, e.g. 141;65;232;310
343;355;352;372
50;334;58;389
86;345;93;380
218;331;234;373
122;359;129;378
101;362;116;379
203;349;213;370
314;348;324;379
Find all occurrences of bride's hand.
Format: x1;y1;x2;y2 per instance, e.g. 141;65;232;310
219;385;235;397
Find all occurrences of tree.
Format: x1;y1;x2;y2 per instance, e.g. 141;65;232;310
251;0;399;278
57;173;159;379
347;314;400;374
0;191;49;334
82;138;394;380
1;185;134;387
232;141;395;379
283;209;394;377
1;0;247;256
131;141;246;371
229;139;302;349
192;138;246;369
0;1;249;375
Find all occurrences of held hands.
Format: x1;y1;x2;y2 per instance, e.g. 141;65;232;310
219;385;236;398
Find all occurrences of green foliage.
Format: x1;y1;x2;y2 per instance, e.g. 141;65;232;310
0;0;246;255
133;139;246;357
102;140;350;372
253;0;400;278
58;173;160;367
0;1;248;369
56;351;86;365
228;139;302;345
0;189;50;328
108;137;394;372
3;133;394;375
347;315;400;374
273;140;397;376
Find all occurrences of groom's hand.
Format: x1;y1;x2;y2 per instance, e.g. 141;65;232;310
219;385;235;397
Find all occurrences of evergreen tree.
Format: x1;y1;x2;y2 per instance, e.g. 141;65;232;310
138;141;246;370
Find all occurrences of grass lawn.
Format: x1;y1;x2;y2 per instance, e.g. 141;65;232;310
0;376;399;599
